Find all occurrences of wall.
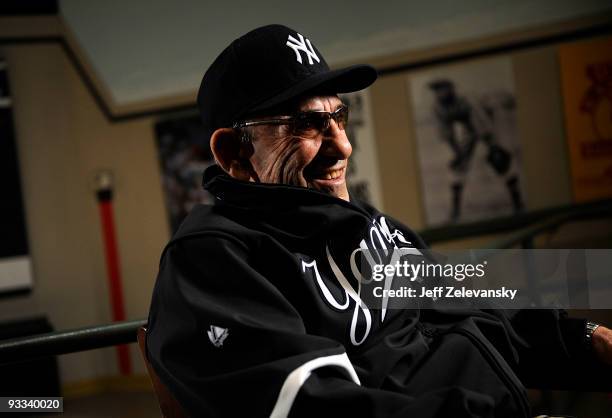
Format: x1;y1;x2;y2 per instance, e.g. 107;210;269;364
0;41;169;383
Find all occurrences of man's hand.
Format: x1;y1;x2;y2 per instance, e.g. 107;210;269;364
592;325;612;365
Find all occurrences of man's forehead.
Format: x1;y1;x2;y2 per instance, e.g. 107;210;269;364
297;95;343;111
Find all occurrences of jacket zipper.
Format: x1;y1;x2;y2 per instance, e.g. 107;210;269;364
452;328;531;418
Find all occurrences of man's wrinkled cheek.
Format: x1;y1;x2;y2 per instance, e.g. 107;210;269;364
279;145;309;186
281;157;307;187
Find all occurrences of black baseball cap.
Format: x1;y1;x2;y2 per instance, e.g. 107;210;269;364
197;24;377;139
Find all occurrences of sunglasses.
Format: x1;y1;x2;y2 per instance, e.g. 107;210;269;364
232;105;349;136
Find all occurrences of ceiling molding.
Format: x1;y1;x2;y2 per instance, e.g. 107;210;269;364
0;16;62;38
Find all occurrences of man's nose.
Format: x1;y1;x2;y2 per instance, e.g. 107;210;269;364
321;121;352;159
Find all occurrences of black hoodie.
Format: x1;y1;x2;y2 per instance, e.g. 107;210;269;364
147;165;601;418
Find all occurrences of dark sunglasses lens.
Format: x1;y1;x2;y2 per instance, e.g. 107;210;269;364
334;107;349;130
294;113;327;134
294;107;349;134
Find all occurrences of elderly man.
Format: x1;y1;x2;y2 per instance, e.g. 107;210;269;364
147;25;612;418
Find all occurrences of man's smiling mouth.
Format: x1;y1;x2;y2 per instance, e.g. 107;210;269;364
322;168;344;180
306;165;346;182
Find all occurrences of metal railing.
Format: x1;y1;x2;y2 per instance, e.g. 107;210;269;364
420;198;612;245
0;319;145;366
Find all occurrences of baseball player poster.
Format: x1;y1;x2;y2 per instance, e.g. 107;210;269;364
559;36;612;203
407;57;525;227
155;114;216;233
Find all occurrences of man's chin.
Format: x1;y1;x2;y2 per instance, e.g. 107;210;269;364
307;179;350;201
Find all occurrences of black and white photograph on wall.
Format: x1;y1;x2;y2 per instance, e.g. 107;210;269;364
408;57;525;227
154;115;215;233
340;90;384;210
0;58;33;295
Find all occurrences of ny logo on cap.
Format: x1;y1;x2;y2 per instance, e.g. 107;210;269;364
286;33;320;65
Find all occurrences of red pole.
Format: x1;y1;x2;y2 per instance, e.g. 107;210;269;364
96;172;131;375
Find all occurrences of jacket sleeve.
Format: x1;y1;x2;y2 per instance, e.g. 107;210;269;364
500;309;612;391
388;215;612;393
146;234;499;418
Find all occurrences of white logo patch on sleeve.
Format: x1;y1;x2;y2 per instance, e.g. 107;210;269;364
207;325;229;348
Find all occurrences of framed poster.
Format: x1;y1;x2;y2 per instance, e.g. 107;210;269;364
0;58;33;295
559;37;612;202
408;57;525;227
155;114;215;233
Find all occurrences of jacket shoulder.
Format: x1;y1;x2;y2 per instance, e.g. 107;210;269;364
171;204;248;239
161;204;255;258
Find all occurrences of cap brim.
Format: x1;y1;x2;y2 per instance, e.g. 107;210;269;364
248;64;377;114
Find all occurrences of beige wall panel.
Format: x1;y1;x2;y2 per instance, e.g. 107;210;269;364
370;74;424;230
3;43;103;381
2;42;169;382
512;46;572;210
68;80;168;322
66;64;169;377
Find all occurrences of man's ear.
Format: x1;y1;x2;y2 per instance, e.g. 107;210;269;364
210;128;254;181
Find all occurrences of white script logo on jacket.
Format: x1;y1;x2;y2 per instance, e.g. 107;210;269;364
301;216;422;346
